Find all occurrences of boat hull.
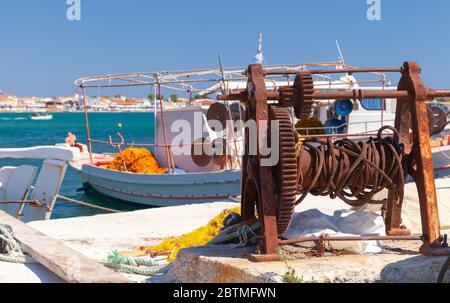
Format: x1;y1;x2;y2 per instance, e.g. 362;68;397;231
79;164;241;207
29;116;53;121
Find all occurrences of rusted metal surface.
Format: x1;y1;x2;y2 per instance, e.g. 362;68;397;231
265;67;403;75
206;102;230;130
218;88;450;102
229;61;450;262
396;62;442;254
279;234;424;246
242;65;280;260
279;72;314;119
269;107;298;234
296;126;405;208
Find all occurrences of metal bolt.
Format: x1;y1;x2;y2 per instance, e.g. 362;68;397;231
442;234;448;248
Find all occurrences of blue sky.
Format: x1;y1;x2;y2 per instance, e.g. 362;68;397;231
1;0;450;96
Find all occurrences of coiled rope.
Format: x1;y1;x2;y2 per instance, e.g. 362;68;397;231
105;250;169;276
208;221;261;246
296;126;405;207
0;225;34;264
57;194;122;213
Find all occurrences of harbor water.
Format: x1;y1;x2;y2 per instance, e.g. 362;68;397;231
0;112;155;218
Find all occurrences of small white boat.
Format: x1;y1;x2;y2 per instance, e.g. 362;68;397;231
29;112;53;120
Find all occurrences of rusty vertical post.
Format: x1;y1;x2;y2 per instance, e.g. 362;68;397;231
240;106;256;223
397;62;442;253
385;74;412;236
243;65;280;261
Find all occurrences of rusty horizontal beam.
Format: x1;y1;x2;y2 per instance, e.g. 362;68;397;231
219;89;450;101
264;67;402;76
279;235;424;246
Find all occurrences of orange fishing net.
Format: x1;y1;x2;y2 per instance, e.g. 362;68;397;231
107;148;166;174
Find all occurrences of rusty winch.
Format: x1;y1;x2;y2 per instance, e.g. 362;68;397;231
219;62;450;261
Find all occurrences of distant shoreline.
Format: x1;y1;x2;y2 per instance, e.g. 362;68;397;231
0;110;156;114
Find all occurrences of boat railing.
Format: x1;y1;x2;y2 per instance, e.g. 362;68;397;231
297;119;396;137
88;138;244;149
89;119;395;151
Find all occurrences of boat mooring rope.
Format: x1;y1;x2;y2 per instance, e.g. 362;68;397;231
0;225;35;264
105;250;169;276
57;194;122;213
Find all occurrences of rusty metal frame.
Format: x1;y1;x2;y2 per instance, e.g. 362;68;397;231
226;61;450;261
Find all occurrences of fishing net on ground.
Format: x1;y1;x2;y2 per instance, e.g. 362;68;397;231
120;207;241;263
107;148;167;174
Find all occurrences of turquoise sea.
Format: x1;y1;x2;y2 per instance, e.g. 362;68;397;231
0;112;155;219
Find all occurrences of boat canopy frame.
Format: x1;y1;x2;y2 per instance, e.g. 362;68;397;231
74;61;391;173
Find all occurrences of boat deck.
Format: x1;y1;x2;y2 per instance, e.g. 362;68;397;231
69;152;113;171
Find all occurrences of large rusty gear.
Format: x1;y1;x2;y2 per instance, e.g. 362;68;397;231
269;106;298;234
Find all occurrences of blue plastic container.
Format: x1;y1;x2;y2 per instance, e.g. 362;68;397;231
333;99;353;117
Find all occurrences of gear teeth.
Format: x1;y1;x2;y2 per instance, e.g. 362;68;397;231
269;106;298;235
294;72;315;119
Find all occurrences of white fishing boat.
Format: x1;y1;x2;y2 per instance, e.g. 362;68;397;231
69;105;243;207
29;112;53;120
69;64;261;207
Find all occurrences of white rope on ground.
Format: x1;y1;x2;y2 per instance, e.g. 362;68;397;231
57;194;122;213
0;225;35;264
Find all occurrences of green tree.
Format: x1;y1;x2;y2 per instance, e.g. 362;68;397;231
148;94;162;101
170;94;178;102
194;94;207;100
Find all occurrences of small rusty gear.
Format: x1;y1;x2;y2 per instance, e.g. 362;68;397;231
278;71;314;119
269;106;298;234
293;72;315;119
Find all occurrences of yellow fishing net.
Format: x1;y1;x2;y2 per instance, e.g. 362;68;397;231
107;148;166;174
121;207;241;262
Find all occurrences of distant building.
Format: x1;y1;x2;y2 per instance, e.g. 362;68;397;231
0;93;19;109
